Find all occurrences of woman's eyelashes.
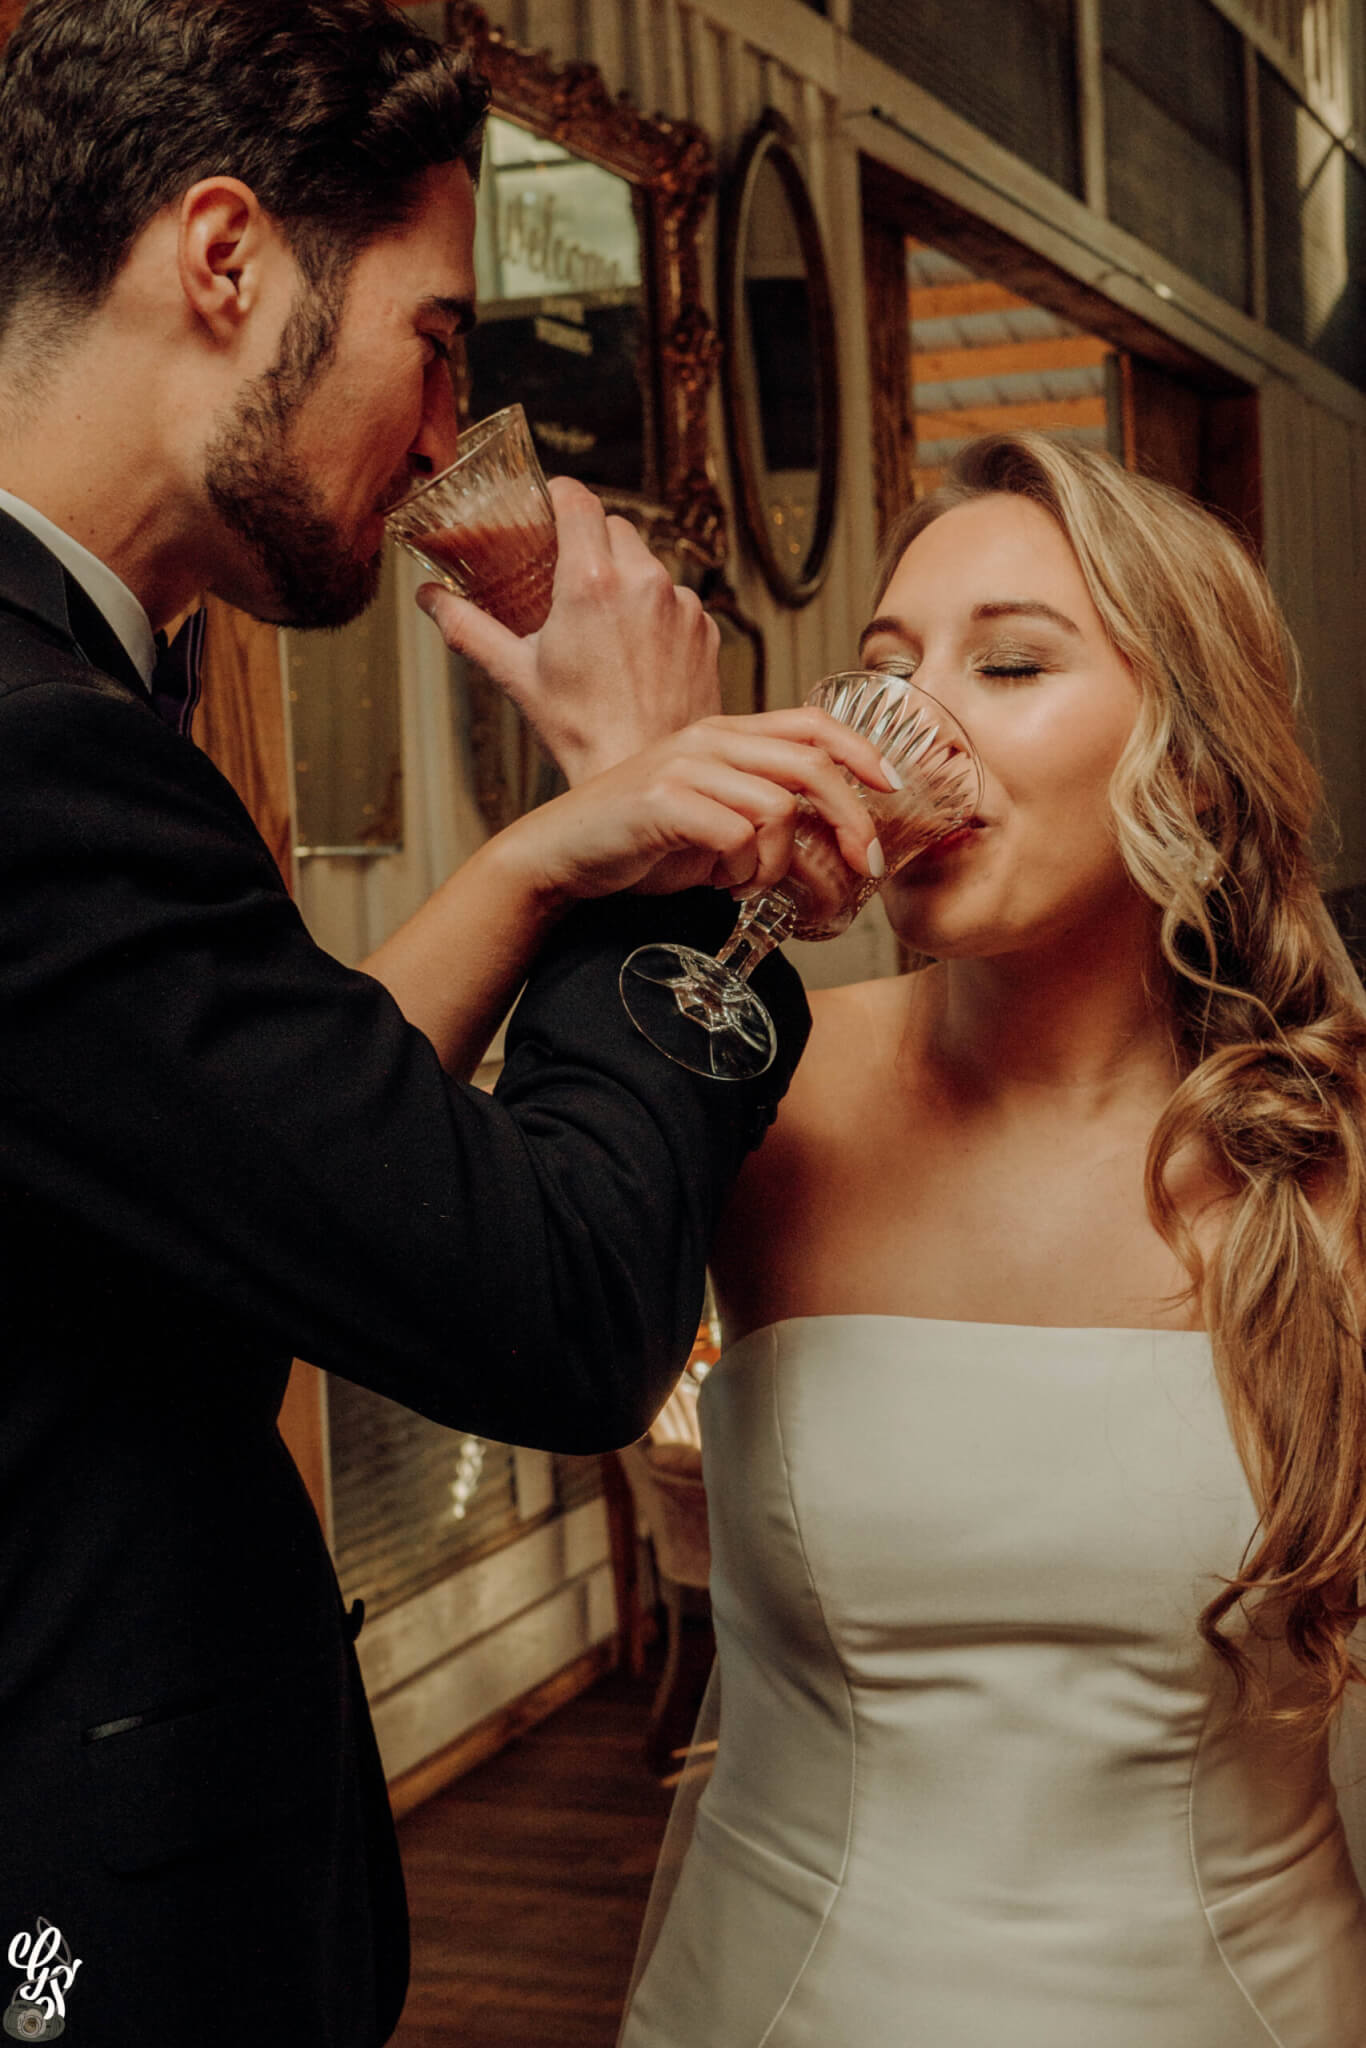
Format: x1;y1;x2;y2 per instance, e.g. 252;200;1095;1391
977;658;1045;681
868;643;1054;684
973;637;1055;681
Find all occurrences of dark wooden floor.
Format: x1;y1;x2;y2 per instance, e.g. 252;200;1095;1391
391;1655;674;2047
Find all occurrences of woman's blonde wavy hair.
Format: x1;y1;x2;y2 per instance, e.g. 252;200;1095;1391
877;431;1366;1735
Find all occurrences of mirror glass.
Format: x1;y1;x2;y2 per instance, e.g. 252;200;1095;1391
723;120;839;606
740;157;820;577
464;115;649;494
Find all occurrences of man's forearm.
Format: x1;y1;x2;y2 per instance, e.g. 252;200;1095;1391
361;832;566;1080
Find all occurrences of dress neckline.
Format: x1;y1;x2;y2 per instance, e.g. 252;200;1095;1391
722;1312;1210;1349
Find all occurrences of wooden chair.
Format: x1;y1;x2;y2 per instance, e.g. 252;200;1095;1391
602;1375;715;1775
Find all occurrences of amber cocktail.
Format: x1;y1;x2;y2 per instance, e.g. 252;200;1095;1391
385;403;556;636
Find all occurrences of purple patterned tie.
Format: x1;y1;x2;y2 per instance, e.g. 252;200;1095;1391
150;606;207;737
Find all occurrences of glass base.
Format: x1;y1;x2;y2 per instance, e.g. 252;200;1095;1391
620;944;777;1082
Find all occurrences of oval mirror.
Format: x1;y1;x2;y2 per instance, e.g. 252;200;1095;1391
720;112;840;607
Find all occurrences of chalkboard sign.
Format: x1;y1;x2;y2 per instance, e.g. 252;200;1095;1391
464;292;646;494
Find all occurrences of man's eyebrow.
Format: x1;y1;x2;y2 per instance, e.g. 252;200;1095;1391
858;600;1081;648
420;294;477;335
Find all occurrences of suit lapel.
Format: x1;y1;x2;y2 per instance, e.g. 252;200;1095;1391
0;505;151;708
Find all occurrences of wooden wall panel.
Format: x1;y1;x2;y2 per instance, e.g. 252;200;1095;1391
198;599;294;883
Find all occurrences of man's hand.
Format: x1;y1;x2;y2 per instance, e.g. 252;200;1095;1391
489;708;897;910
415;477;720;784
364;707;896;1078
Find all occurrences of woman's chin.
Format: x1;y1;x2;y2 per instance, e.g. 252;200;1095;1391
885;913;986;961
883;887;1014;961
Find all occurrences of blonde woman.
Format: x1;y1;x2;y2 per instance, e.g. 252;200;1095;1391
620;433;1366;2047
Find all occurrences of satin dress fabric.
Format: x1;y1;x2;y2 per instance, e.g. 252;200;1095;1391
619;1317;1366;2047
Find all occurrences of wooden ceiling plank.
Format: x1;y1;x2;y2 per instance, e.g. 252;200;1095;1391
907;278;1035;322
914;393;1109;439
912;333;1113;385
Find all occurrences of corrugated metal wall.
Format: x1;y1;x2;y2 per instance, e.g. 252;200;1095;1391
1214;0;1361;123
1260;380;1366;879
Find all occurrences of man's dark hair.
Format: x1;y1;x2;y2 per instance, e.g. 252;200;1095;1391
0;0;489;342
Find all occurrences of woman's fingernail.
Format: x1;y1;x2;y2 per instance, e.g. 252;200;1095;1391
867;837;886;879
881;755;905;790
415;585;439;618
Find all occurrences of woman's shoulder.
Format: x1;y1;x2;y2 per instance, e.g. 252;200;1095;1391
756;969;933;1153
716;968;947;1329
808;968;927;1035
802;971;931;1082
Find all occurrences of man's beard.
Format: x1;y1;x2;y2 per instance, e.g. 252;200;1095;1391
202;277;387;631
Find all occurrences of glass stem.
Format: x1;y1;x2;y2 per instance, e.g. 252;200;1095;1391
715;888;799;984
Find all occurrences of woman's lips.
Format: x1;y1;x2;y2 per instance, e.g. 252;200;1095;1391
919;818;985;860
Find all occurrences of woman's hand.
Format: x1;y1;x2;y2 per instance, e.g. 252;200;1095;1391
417;477;720;785
488;708;897;909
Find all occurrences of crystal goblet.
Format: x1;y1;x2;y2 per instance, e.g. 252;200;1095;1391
620;671;981;1081
385;402;556;637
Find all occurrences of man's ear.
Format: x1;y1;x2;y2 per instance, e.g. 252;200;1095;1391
177;177;276;343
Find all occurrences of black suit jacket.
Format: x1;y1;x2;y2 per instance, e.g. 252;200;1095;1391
0;509;808;2047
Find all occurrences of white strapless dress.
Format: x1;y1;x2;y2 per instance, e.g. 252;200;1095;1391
619;1317;1366;2047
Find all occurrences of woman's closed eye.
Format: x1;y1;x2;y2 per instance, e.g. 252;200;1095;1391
869;648;1050;684
973;641;1054;682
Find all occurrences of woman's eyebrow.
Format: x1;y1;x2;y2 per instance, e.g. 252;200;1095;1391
972;599;1081;635
859;600;1081;653
858;613;905;651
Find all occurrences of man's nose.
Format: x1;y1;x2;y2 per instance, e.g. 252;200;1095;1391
413;370;461;475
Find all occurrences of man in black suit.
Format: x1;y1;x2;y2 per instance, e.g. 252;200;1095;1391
0;3;884;2043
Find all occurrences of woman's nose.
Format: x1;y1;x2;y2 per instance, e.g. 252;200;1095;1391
902;663;980;770
907;656;965;720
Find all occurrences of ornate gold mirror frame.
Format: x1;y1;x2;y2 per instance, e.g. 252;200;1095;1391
446;1;725;570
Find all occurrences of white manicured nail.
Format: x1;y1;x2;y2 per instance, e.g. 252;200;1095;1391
867;837;886;879
881;755;905;790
